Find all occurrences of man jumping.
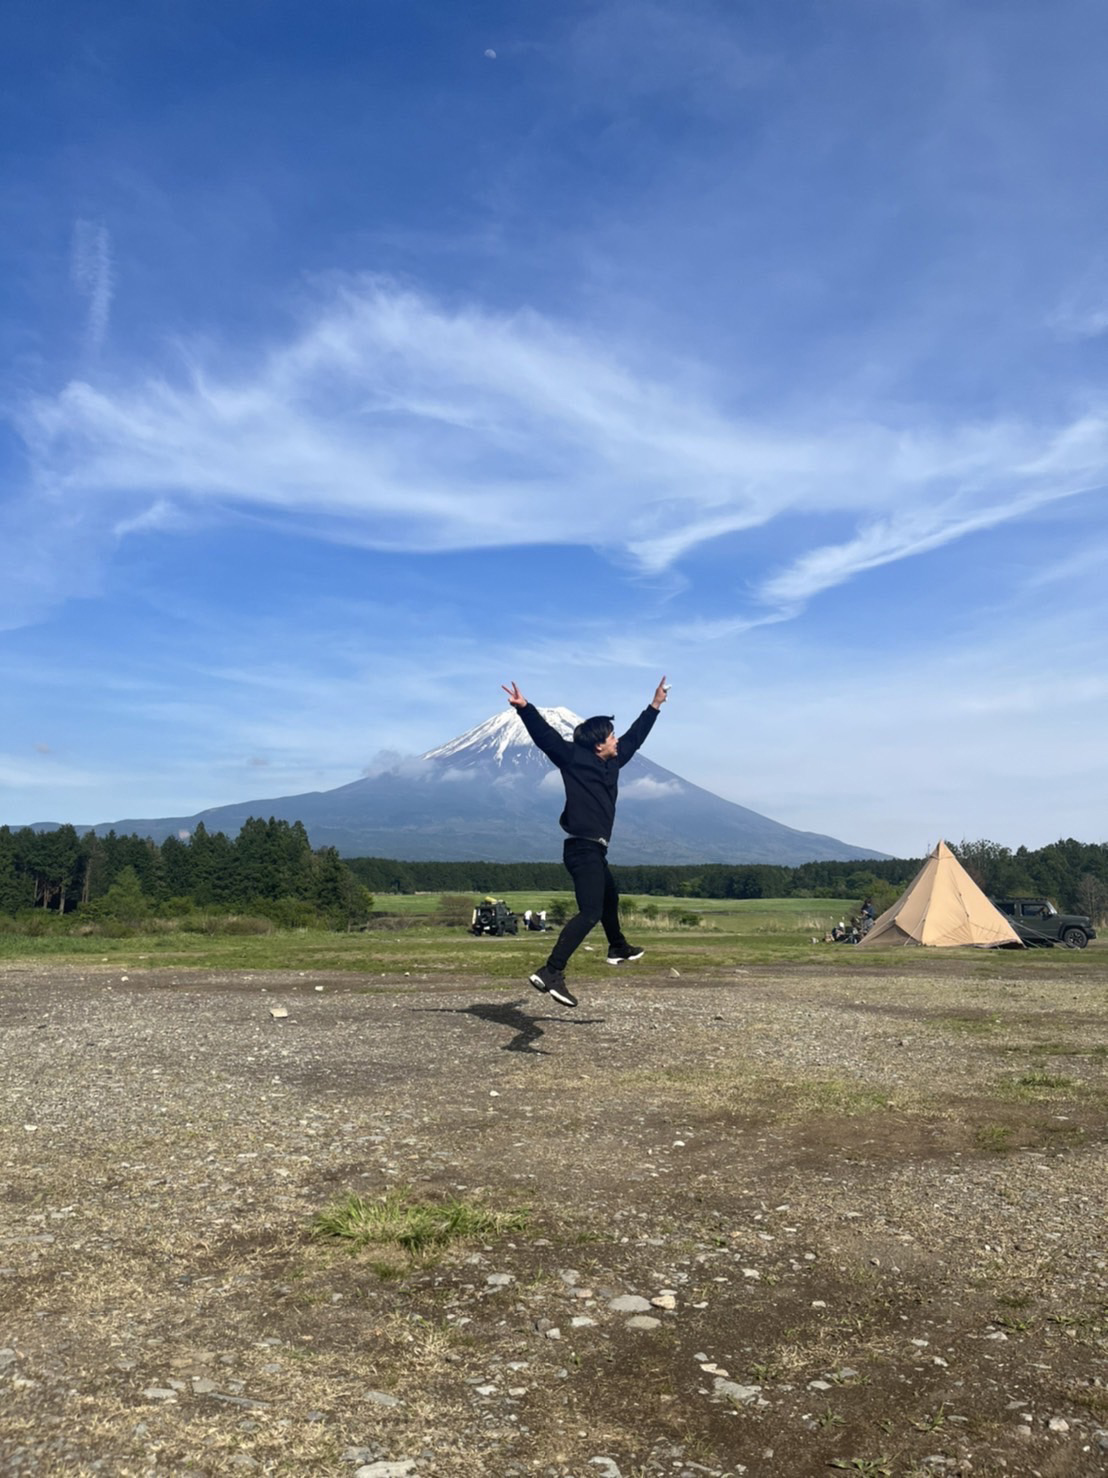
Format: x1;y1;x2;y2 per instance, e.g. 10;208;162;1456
500;677;669;1008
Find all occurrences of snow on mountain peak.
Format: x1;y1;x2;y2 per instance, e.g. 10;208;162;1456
422;706;581;767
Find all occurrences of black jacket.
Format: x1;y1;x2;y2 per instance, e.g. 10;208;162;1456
517;703;659;843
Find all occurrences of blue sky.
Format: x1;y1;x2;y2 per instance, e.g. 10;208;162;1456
3;0;1107;858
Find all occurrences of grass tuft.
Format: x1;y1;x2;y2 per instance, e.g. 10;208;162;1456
787;1077;891;1116
974;1123;1015;1152
310;1187;529;1253
996;1069;1082;1100
937;1013;1002;1035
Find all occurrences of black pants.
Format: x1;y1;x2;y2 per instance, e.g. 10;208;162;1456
547;838;627;972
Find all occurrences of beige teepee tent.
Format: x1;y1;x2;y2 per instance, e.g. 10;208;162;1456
857;840;1023;949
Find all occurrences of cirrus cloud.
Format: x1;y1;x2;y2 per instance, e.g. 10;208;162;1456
7;277;1107;632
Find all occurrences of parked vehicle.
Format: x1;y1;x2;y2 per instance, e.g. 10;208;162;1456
470;897;518;936
990;897;1097;949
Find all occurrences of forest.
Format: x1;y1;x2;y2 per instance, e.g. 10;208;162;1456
0;818;372;929
4;819;1104;929
346;838;1108;920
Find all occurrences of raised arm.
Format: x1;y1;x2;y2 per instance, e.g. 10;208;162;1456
501;682;572;767
618;675;668;767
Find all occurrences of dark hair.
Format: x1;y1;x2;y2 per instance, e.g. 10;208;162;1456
574;714;615;749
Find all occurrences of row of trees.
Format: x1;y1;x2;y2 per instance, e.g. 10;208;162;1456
0;819;372;927
4;826;1106;927
344;854;910;900
952;837;1108;922
347;838;1108;920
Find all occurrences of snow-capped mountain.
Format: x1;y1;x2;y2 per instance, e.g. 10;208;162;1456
422;707;580;772
46;708;886;864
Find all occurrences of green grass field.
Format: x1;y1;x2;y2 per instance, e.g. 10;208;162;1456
0;891;1101;976
375;889;852;923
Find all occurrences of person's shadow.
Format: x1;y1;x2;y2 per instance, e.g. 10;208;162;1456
415;999;604;1055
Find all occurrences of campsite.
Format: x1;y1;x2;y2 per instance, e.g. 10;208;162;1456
2;901;1106;1478
856;842;1025;950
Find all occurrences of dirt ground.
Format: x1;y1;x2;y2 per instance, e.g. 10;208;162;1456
1;957;1106;1478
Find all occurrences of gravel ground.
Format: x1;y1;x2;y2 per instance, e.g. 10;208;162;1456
1;957;1106;1478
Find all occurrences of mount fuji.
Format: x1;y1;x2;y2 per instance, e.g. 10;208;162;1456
43;708;885;864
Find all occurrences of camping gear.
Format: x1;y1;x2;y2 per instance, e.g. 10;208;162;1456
857;840;1023;949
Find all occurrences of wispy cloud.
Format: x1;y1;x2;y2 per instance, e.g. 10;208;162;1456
70;219;113;354
758;470;1107;608
10;277;1108;633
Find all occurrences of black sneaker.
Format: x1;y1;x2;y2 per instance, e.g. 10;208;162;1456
528;965;577;1008
606;944;644;965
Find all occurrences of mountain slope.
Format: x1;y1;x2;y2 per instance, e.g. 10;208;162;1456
34;708;886;863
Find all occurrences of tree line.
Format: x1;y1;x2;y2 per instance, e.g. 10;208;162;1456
347;837;1108;920
4;825;1106;928
0;819;372;928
